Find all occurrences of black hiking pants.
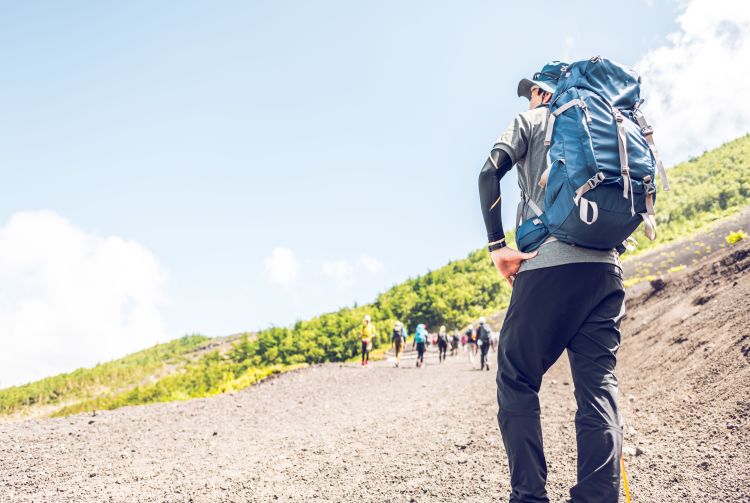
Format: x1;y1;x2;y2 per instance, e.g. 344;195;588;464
361;341;370;363
480;341;490;369
497;262;625;503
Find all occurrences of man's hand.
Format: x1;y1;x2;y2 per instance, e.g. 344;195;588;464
490;246;538;286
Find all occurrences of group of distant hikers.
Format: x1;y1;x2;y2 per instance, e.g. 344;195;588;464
359;314;497;370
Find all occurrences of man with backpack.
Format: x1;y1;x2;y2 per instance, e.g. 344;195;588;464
477;59;645;502
412;323;428;368
391;321;407;367
476;317;492;371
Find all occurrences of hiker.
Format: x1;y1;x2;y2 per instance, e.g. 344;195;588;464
490;328;499;353
476;317;492;371
437;326;449;363
464;325;477;363
478;61;626;502
360;314;376;367
391;321;407;367
412;323;428;368
450;330;460;356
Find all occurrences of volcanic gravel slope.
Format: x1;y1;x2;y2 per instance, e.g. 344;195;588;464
1;243;749;503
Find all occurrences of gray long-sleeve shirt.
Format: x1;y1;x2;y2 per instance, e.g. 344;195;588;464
491;105;621;273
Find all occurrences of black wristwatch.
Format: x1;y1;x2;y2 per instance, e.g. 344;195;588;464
487;238;506;252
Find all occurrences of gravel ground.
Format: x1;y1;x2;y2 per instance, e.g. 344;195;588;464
1;243;749;503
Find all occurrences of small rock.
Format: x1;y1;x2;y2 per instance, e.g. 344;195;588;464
628;395;636;402
88;420;95;425
635;446;646;456
213;431;218;436
550;379;558;385
650;278;666;292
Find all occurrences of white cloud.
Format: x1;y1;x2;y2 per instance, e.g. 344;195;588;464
358;254;384;276
263;247;301;287
635;0;750;165
561;34;577;62
321;260;355;288
0;211;169;388
321;254;384;289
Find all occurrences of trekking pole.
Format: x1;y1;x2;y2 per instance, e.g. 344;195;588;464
621;455;631;503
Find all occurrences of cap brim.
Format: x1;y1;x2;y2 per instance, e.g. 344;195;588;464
517;78;556;99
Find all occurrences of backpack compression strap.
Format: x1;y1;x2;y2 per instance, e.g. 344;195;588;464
633;109;670;191
543;99;591;147
613;109;636;217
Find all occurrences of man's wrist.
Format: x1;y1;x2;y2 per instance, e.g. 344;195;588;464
487;238;507;252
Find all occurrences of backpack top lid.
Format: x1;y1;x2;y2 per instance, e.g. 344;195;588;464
552;56;642;109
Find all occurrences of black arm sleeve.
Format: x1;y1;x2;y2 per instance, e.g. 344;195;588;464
478;148;513;242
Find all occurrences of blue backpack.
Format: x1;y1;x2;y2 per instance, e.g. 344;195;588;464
515;56;670;253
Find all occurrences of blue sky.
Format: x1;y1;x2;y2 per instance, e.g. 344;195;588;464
2;0;748;385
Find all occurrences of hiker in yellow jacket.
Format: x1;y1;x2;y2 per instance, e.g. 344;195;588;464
361;315;376;367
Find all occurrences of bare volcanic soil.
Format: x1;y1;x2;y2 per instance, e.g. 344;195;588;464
1;243;750;502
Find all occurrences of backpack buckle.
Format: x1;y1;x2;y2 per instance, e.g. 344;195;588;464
587;172;605;189
641;125;654;136
643;175;656;194
612;109;624;123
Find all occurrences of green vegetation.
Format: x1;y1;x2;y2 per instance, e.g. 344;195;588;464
51;347;305;417
0;335;209;415
625;134;750;256
726;230;748;245
2;134;750;418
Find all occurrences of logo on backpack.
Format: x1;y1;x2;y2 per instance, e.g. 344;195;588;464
516;56;670;254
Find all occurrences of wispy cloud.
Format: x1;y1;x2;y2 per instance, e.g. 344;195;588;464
0;211;169;388
263;247;301;288
635;0;750;164
358;254;384;276
561;34;577;62
321;254;384;289
321;260;355;288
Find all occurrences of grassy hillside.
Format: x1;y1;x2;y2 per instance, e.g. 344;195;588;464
0;335;209;416
2;134;749;418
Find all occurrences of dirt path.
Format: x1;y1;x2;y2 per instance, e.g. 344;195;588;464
2;244;749;502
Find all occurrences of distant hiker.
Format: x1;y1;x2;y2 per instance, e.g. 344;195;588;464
413;323;428;368
361;314;376;367
476;317;492;371
437;326;449;363
478;60;627;501
460;332;467;352
450;330;460;356
465;325;477;363
391;321;407;367
490;328;499;353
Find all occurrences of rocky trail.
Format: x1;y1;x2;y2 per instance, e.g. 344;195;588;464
1;239;750;502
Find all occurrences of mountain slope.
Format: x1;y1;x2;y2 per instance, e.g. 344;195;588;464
1;238;748;502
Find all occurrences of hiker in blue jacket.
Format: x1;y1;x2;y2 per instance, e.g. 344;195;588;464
478;61;626;502
412;323;428;368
